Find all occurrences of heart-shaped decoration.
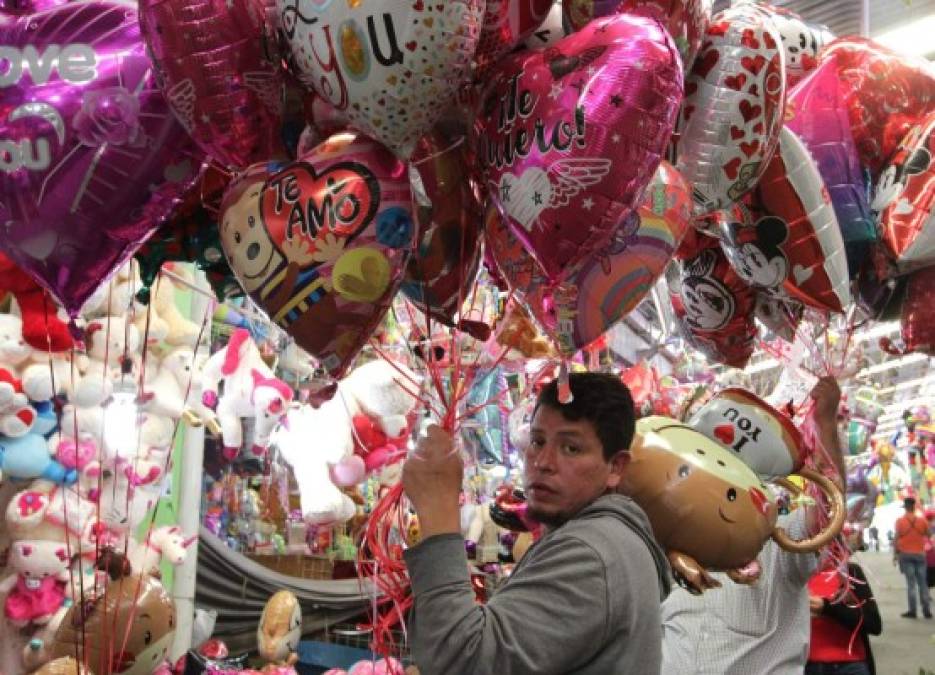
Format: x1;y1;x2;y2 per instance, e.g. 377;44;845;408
477;14;683;282
674;3;785;215
713;423;735;446
220;132;415;378
488;161;692;355
139;0;284;169
792;264;814;285
0;1;198;317
277;0;484;158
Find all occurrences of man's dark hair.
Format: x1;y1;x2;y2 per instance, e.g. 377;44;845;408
904;496;917;509
535;372;636;461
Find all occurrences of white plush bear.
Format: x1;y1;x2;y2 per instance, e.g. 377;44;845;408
71;316;141;409
342;359;421;439
154;266;200;348
0;314;83;403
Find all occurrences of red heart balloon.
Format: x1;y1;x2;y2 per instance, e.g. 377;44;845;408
476;13;683;282
139;0;285;169
220;132;415;378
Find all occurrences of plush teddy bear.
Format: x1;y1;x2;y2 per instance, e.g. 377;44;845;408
49;433;101;498
0;431;77;484
0;367;37;437
0;314;82;403
71;316;142;409
0;253;73;353
153;264;200;348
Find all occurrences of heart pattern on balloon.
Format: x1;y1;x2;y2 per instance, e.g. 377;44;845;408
219;133;415;378
277;0;484;158
0;1;197;317
476;13;683;282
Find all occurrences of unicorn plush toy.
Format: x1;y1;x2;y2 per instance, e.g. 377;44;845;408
202;329;293;460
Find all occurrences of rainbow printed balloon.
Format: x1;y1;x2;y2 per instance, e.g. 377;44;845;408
488;161;692;355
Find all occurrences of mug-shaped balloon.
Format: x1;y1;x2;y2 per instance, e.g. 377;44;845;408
277;0;484;159
670;236;757;368
522;0;572;51
674;3;785;215
622;416;844;593
873;112;935;272
0;0;198;318
765;5;831;88
219;132;415;379
139;0;284;169
722;126;850;313
786;53;875;274
474;0;553;77
821;37;935;177
487;160;692;355
476;12;683;281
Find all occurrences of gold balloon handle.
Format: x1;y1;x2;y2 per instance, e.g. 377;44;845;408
772;467;846;554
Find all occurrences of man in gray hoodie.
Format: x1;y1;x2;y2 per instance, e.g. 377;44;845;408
402;372;671;675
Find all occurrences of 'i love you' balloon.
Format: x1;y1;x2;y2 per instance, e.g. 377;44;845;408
476;13;683;282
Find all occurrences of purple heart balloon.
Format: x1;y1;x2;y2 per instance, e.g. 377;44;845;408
0;0;198;317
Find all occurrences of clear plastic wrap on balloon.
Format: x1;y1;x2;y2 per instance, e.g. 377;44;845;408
0;1;199;318
474;0;553;77
476;12;683;282
674;4;786;216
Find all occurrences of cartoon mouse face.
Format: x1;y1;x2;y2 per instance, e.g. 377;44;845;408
619;417;778;570
681;276;735;331
736;243;786;288
873;142;932;213
220;181;284;293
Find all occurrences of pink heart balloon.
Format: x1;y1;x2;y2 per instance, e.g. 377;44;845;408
488;161;692;355
0;1;198;318
475;13;683;282
139;0;285;170
219;132;414;379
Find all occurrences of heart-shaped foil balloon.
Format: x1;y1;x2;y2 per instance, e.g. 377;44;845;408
786;53;875;275
822;37;935;178
669;233;757;368
0;0;198;318
674;4;785;215
522;0;572;51
721;126;850;314
474;0;553;77
873;112;935;273
219;132;414;378
563;0;713;72
277;0;484;159
476;13;683;282
488;161;692;355
139;0;285;170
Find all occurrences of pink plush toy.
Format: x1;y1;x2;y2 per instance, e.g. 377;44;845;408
201;329;293;460
0;539;70;627
347;658;406;675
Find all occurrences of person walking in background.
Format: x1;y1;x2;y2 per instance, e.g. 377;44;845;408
893;496;932;619
868;526;879;552
806;556;882;674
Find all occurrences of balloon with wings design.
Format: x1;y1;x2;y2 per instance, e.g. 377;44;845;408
476;13;683;283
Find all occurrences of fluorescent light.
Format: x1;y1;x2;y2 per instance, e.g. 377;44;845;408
859;353;930;377
874;14;935;58
746;358;781;374
854;321;902;343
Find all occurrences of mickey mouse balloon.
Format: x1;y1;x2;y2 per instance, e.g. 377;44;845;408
721;126;849;314
873;113;935;272
277;0;484;159
674;3;785;215
219;132;414;379
476;13;683;281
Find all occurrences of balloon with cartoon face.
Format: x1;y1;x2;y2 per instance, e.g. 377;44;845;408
769;8;831;87
874;113;935;272
670;238;756;368
721;215;789;289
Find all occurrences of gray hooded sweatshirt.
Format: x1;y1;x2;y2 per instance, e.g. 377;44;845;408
403;493;671;675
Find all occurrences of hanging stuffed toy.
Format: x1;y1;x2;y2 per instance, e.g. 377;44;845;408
201;328;293;460
0;253;73;353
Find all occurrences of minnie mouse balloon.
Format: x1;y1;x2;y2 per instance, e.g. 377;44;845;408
674;4;785;215
564;0;712;72
474;0;553;77
786;53;875;274
277;0;484;159
873;113;935;272
219;132;414;379
721;127;849;314
488;160;692;355
670;236;757;368
139;0;285;170
0;0;198;318
477;13;683;281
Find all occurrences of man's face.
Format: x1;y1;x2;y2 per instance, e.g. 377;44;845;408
522;405;627;528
